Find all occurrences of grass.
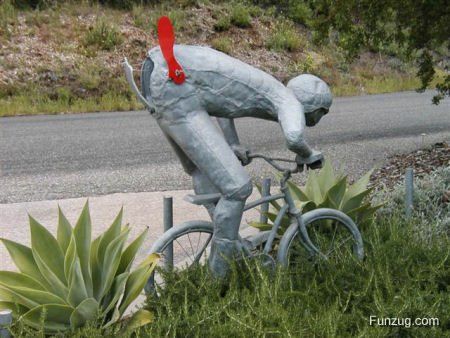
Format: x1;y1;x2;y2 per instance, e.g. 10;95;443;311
140;211;449;337
214;15;231;32
83;19;123;51
211;37;233;54
230;3;252;28
0;92;142;117
0;0;17;37
266;21;306;52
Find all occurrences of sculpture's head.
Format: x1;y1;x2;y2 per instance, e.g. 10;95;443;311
287;74;332;127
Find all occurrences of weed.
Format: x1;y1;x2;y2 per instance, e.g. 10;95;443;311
267;21;305;52
211;37;233;54
0;90;142;117
149;8;186;34
142;210;449;337
0;0;17;37
84;19;123;51
288;1;311;26
214;15;231;32
230;3;251;28
289;53;316;73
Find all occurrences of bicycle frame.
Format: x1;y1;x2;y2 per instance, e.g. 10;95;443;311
243;153;321;257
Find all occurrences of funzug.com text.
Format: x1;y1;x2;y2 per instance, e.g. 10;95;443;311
369;316;439;328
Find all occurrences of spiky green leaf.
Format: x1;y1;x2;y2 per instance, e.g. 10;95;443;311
29;216;66;284
0;271;45;290
119;253;159;315
97;228;130;301
32;248;68;299
248;222;274;231
101;272;129;316
345;169;373;202
73;202;93;297
316;160;337;195
90;234;102;301
342;188;374;213
305;170;323;204
21;304;73;332
322;176;347;209
117;227;149;275
70;298;99;329
97;208;123;267
68;258;88;308
64;236;77;284
57;207;72;254
0;285;66;309
0;239;45;286
123;309;154;333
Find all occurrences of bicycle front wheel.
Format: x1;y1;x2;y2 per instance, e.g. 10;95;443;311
277;208;364;268
145;220;214;295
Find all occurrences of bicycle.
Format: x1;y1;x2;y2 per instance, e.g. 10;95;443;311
145;153;364;294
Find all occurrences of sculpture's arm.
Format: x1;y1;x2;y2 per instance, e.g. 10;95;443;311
217;117;240;147
217;117;252;165
276;94;312;159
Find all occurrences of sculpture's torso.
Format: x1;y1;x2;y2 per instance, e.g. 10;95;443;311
148;45;291;120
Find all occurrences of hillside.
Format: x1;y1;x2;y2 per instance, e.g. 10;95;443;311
0;1;422;116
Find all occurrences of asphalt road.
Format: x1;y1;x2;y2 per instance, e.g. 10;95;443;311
1;91;449;203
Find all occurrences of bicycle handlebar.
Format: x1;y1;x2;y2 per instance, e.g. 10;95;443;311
248;153;299;174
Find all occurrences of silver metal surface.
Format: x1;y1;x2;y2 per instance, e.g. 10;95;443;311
405;168;414;219
163;196;174;268
260;178;271;224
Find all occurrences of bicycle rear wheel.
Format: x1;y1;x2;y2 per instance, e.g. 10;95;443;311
277;208;364;268
145;221;214;295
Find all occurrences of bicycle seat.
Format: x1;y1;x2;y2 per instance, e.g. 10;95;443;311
184;193;221;205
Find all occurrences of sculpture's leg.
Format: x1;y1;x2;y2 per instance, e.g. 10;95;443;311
157;110;252;278
162;131;218;219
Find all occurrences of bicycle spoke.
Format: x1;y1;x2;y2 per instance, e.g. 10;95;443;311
193;234;212;264
175;238;194;265
187;232;195;257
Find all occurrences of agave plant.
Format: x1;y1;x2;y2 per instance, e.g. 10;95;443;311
252;160;383;232
0;202;159;334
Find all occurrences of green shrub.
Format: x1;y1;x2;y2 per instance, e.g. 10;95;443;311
289;53;316;74
287;1;311;25
211;37;233;54
266;21;304;52
0;0;17;36
144;213;449;337
230;3;251;28
214;16;231;32
0;202;159;334
251;160;382;232
84;19;123;51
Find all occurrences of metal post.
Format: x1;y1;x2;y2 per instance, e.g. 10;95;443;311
405;168;414;219
0;310;12;338
163;196;173;269
260;178;271;224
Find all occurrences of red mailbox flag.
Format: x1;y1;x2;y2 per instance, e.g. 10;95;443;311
157;16;186;85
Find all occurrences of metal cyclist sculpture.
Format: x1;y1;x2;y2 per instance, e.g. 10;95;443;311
124;16;332;278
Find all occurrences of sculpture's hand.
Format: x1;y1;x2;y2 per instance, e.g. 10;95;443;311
231;145;252;166
295;149;324;170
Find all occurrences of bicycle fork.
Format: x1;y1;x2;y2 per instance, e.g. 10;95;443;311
281;186;326;259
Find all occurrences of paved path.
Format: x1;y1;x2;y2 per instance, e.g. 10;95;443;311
1;91;449;203
0;190;259;271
